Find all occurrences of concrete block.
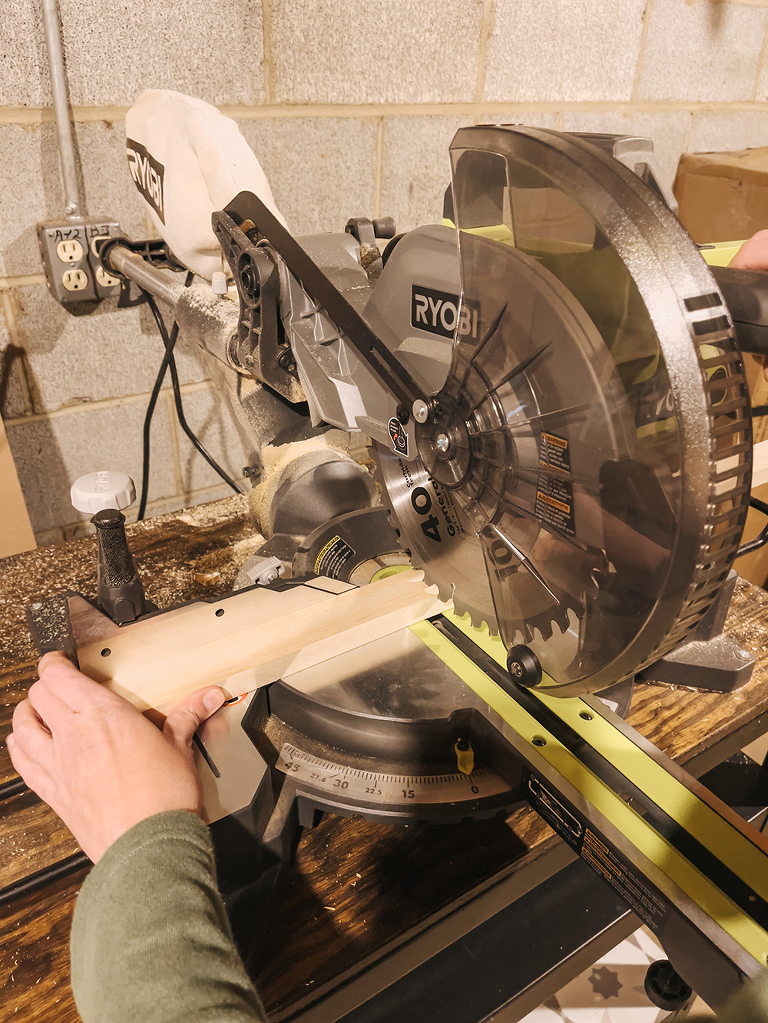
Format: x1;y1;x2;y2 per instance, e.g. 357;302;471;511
757;55;768;103
0;0;50;107
561;110;691;194
60;519;97;541
58;0;265;107
483;0;646;103
34;526;65;547
0;123;64;277
141;483;235;522
0;301;32;418
238;119;378;235
168;386;246;496
0;302;10;350
0;119;148;278
76;121;147;240
687;111;768;155
5;399;177;533
269;0;483;104
380;116;470;233
4;0;264;108
636;0;767;102
1;347;32;419
380;114;559;233
13;284;209;414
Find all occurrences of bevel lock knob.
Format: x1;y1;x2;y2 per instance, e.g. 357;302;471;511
71;470;136;514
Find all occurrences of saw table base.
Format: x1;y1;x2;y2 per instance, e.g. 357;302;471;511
3;496;768;1022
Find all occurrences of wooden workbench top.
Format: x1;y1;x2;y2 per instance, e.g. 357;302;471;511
3;496;768;1022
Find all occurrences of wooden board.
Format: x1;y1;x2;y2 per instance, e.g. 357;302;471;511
0;414;35;558
75;571;450;715
3;495;768;1022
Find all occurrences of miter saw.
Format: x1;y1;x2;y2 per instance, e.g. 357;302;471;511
24;114;768;1010
99;119;757;693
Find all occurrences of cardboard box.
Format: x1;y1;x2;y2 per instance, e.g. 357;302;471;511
674;146;768;244
0;415;35;557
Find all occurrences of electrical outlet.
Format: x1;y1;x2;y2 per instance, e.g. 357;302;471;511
62;268;89;291
56;239;83;263
95;265;121;288
37;218;122;308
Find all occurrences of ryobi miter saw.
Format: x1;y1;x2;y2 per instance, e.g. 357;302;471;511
168;123;757;693
94;121;756;702
28;115;768;1009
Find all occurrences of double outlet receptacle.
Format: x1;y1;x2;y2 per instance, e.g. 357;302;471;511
37;218;123;307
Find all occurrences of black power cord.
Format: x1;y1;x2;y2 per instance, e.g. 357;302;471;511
137;277;242;521
737;496;768;557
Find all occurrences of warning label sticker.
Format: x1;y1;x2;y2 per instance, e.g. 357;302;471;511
524;770;668;934
314;535;356;578
581;828;667;931
535;431;575;536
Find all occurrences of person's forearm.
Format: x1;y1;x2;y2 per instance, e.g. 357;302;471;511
70;810;266;1023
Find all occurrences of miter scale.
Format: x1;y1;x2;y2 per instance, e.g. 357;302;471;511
21;123;768;1008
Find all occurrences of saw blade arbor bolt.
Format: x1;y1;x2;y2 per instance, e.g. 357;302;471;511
506;645;543;689
435;433;451;455
412;399;430;424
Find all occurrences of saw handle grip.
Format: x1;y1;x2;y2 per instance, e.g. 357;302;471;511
711;264;768;358
93;509;146;625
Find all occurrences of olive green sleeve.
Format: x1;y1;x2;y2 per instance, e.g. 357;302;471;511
70;810;266;1023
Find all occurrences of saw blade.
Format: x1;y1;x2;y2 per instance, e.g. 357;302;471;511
376;125;752;698
373;444;588;643
373;443;497;631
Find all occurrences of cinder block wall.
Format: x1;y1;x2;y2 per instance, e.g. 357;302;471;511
3;0;768;544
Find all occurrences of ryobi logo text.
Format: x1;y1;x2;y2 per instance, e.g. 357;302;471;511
126;139;165;224
411;285;479;340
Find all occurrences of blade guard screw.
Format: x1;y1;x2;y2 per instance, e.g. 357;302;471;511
412;399;429;424
506;645;542;688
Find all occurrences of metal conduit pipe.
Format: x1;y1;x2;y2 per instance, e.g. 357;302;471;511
41;0;82;220
106;245;186;308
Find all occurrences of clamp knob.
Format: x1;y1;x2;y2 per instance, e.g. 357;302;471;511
70;470;144;625
71;470;136;514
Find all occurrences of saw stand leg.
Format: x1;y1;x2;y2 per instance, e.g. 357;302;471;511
636;571;754;692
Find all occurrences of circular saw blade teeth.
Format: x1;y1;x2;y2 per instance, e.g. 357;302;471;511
370;444;500;635
451;596;500;636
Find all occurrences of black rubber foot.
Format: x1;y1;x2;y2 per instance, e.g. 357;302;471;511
644;959;693;1012
506;645;542;688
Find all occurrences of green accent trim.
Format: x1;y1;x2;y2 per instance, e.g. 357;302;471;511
700;241;746;268
370;565;412;583
444;612;768;909
410;616;768;965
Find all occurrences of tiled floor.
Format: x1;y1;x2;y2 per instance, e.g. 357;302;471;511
506;928;713;1022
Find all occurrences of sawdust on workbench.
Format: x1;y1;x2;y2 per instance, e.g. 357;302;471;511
0;494;260;671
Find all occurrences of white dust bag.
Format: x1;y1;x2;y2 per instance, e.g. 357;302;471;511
125;89;286;280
